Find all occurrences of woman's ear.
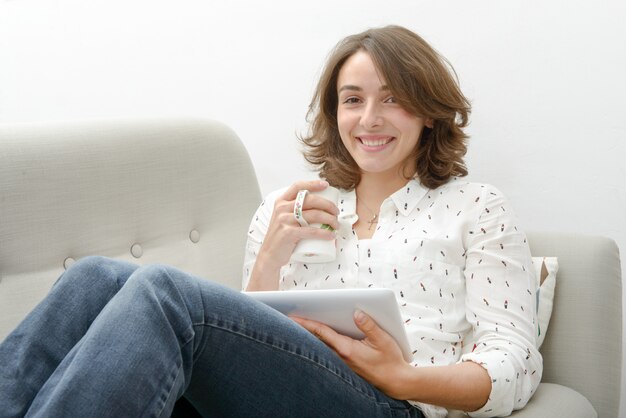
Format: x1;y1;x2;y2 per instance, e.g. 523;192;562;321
425;118;434;129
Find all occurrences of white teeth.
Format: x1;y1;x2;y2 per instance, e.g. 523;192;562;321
360;138;391;146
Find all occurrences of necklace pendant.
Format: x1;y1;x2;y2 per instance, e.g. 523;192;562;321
367;214;378;230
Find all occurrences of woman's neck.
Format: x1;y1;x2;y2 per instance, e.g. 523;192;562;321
352;172;412;240
356;171;413;205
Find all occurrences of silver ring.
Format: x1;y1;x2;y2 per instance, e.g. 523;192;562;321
294;190;309;227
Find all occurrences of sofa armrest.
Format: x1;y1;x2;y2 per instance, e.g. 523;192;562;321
527;232;621;418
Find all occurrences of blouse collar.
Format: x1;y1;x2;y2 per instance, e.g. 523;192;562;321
337;178;430;223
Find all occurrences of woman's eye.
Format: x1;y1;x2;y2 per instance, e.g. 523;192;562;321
343;97;360;104
384;96;397;103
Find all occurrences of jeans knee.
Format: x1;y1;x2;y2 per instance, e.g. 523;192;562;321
124;264;215;309
69;255;114;272
60;256;138;291
126;264;185;290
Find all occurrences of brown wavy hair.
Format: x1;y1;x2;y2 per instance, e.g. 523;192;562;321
300;25;471;190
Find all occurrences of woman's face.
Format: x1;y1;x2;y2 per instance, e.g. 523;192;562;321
336;51;431;179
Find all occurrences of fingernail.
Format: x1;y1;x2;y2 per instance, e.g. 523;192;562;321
319;180;329;187
354;309;366;324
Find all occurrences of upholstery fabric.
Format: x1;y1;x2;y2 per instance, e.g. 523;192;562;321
448;383;596;417
527;232;621;418
0;119;261;340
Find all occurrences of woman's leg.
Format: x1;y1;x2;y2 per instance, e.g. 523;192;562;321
184;282;423;418
0;256;139;417
24;264;423;418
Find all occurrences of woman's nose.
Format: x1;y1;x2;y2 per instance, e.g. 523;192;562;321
360;102;383;129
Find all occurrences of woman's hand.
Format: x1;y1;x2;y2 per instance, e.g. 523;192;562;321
246;180;340;291
291;311;413;399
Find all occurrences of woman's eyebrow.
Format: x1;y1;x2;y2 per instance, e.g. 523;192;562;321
338;85;362;93
338;85;390;92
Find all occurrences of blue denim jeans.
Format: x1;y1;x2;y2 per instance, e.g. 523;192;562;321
0;257;423;418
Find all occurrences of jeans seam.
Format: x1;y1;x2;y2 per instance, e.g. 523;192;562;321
192;320;391;407
139;266;196;418
148;337;193;418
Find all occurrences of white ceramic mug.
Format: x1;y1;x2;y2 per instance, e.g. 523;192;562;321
291;186;339;263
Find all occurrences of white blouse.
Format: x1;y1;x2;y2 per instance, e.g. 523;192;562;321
242;178;542;418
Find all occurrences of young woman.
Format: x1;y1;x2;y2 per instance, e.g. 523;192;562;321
0;26;541;418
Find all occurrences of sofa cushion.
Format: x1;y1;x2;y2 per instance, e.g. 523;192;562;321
447;382;596;417
507;382;596;417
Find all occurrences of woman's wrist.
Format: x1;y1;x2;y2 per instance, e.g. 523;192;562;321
385;363;422;400
386;362;491;411
245;254;282;291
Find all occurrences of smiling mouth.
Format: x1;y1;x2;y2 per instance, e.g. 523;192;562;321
357;136;395;147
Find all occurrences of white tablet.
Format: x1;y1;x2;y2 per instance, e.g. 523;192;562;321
243;288;413;362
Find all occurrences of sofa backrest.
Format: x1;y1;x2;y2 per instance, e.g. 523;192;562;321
0;119;261;340
527;232;622;418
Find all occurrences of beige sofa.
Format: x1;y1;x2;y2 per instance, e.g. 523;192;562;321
0;119;621;417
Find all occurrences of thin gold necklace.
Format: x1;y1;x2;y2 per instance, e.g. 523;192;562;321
357;195;379;230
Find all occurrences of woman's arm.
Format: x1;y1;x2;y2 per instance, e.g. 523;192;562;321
458;185;542;416
391;360;491;411
292;311;491;412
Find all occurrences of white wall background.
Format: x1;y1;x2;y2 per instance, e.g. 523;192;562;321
1;0;624;414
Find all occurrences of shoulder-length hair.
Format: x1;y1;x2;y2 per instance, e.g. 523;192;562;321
301;25;471;190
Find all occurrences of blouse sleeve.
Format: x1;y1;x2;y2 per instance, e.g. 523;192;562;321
241;188;283;290
459;185;542;417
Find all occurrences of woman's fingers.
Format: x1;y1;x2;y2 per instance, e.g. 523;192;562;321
282;179;330;201
301;194;340;215
273;202;336;230
274;213;334;238
275;195;338;217
275;184;339;228
300;209;340;231
290;316;350;354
